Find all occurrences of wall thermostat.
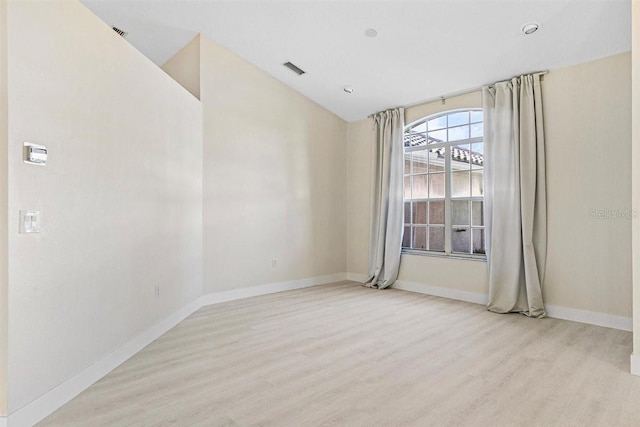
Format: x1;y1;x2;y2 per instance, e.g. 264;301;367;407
24;142;47;166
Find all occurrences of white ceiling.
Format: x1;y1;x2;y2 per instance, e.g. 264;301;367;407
82;0;631;122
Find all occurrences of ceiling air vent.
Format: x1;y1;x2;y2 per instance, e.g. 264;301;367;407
283;61;306;76
112;26;128;38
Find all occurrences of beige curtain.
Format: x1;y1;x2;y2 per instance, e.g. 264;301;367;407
365;108;405;289
482;74;547;317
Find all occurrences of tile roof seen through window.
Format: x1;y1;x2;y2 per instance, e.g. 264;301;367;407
404;131;483;167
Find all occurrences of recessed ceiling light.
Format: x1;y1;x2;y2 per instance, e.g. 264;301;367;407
521;22;540;35
342;85;354;94
365;28;378;38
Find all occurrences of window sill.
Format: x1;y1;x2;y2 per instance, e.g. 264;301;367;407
401;249;487;262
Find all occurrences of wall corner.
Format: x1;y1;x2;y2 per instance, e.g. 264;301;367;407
0;0;8;416
632;0;640;373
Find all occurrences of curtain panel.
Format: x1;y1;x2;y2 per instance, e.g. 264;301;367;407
483;74;547;317
365;108;405;289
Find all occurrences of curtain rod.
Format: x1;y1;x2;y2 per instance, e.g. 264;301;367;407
368;70;548;119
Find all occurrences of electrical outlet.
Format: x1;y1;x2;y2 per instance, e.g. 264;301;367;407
272;258;277;268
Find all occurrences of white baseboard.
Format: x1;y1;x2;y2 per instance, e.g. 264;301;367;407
545;304;632;332
8;299;202;427
388;279;632;332
346;272;368;283
198;272;347;307
632;354;640;376
392;279;489;305
7;272;348;427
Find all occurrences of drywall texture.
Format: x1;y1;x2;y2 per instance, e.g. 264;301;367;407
632;0;640;357
0;0;7;417
161;35;201;100
6;1;202;413
198;36;347;293
347;53;631;317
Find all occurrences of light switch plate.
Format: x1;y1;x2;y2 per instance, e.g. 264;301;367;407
19;210;41;233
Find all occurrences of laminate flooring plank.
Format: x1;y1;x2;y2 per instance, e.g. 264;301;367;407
39;281;640;427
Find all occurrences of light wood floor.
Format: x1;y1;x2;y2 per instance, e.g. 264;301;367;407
40;281;639;426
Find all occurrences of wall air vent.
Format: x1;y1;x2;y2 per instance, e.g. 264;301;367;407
283;62;306;76
112;27;128;38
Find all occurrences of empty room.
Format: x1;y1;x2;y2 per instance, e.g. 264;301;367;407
1;0;640;426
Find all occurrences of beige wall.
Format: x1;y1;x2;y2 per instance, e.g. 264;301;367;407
0;0;7;417
6;1;202;413
196;36;347;293
544;53;631;316
347;53;632;317
633;0;640;358
162;35;201;100
346;119;373;276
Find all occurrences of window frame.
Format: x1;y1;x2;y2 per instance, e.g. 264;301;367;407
402;108;486;261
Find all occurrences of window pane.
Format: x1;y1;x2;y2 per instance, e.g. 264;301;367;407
412;151;429;174
448;125;469;141
429;226;445;252
429;148;445;171
429;201;445;225
470;110;483;123
428;115;447;131
448;111;469;127
472;170;484;196
413;175;428;199
471;143;484;169
402;226;411;248
451;171;470;197
452;227;471;253
470;122;483;138
404;176;411;199
413;201;427;224
428;129;447;143
404;201;411;223
451;145;471;171
404;153;411;174
452;200;470;226
429;160;445;172
472;201;484;226
412;227;427;250
473;228;486;254
429;173;445;198
411;121;427;134
405;132;426;148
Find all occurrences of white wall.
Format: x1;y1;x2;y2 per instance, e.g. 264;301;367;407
197;36;347;293
6;0;202;413
0;0;7;417
347;53;631;318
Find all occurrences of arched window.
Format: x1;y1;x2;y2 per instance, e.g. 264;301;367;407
403;109;485;257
